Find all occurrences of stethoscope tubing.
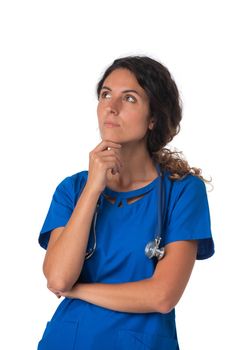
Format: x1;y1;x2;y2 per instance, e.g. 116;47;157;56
85;163;165;260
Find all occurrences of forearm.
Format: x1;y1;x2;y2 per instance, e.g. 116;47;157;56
59;279;164;314
44;184;101;292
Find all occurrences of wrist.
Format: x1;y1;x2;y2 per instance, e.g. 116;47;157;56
84;182;103;197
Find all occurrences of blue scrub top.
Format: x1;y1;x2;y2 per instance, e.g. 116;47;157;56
37;167;215;350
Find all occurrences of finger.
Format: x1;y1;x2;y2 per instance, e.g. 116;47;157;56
100;149;121;159
101;155;122;169
107;151;123;167
102;159;120;175
94;140;122;152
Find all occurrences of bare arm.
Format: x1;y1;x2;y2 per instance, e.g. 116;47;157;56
43;140;123;293
58;240;198;313
43;184;101;292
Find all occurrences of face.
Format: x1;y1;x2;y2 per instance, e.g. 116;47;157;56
97;68;154;145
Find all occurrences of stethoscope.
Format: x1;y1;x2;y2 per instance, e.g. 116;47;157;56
85;163;165;261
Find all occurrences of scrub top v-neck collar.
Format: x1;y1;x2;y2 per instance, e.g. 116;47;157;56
101;164;162;209
102;162;162;198
103;174;161;199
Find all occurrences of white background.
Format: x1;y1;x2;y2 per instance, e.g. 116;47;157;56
0;0;232;349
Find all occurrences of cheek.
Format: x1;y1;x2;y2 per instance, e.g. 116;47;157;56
97;103;103;119
126;108;148;125
127;110;150;134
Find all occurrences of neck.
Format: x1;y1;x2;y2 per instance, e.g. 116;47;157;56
107;141;158;188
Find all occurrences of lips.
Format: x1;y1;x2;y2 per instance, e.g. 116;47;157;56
104;122;120;127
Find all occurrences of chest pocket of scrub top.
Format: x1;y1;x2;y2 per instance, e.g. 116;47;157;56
37;319;79;350
114;328;179;350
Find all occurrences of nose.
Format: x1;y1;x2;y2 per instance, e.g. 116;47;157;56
106;97;121;114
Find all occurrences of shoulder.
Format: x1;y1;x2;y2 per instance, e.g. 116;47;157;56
164;170;206;193
57;169;88;193
163;170;208;209
69;169;88;190
58;170;88;191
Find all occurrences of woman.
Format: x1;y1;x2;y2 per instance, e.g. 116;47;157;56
37;55;215;350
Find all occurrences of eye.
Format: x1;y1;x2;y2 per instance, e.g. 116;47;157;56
100;91;136;103
100;91;111;99
125;95;136;103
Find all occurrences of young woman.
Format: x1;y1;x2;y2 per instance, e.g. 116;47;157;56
37;55;215;350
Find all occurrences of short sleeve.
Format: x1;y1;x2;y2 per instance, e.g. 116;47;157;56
163;175;215;260
38;176;74;250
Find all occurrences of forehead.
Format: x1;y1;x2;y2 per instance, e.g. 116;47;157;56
102;68;147;99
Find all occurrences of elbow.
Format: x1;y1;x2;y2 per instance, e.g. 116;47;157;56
153;291;177;314
45;270;75;293
43;265;75;293
47;279;72;293
157;299;175;314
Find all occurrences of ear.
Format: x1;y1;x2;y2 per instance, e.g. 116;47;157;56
148;118;155;130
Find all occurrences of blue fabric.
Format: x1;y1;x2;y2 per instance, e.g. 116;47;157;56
37;168;215;350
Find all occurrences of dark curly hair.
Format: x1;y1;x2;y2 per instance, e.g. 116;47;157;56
96;55;212;187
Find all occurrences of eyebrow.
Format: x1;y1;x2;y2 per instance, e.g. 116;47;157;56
100;86;142;98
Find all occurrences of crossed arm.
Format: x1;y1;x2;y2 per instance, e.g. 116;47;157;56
48;240;198;314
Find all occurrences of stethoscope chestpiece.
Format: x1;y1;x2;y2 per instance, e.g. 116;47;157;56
145;237;165;260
